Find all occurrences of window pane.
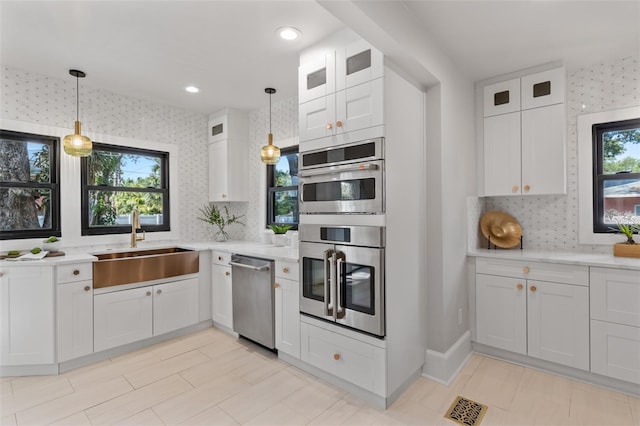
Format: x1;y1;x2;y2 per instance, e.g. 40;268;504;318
603;127;640;174
87;150;162;188
602;177;640;224
274;152;298;187
271;189;299;224
0;139;50;183
87;190;164;227
0;187;53;230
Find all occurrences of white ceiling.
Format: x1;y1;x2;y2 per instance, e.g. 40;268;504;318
1;1;639;115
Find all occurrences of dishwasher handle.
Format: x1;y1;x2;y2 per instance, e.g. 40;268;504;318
228;261;270;272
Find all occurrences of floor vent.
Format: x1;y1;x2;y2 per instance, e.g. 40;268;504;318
444;395;488;426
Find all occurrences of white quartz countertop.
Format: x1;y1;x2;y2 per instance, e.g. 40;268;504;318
468;248;640;271
181;241;299;262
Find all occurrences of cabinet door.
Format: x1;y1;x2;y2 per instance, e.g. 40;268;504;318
299;94;336;142
212;264;233;330
0;267;55;366
483;112;522;196
521;104;566;195
209;116;227;143
153;278;199;336
590;267;640;327
57;280;93;362
335;79;384;136
483;78;520;117
521;68;565;110
299;52;336;104
336;40;384;91
591;320;640;385
527;280;589;370
275;277;300;359
94;287;153;352
476;274;526;354
208;141;228;202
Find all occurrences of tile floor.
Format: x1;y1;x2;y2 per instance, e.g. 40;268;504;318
0;327;638;425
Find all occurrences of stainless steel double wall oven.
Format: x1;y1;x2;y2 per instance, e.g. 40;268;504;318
298;138;386;337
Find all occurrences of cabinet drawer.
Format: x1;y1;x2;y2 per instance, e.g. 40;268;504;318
476;258;588;286
591;319;640;385
591;267;640;327
275;260;299;280
521;68;565;110
212;251;232;267
483;78;520;117
301;322;385;396
57;263;93;284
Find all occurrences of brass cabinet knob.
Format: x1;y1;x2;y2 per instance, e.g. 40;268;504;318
73;269;80;275
524;185;531;192
512;185;519;193
84;286;91;292
146;291;152;296
516;283;523;290
156;289;162;295
333;353;340;361
282;267;289;274
336;120;343;128
530;285;537;292
274;282;280;288
522;266;530;274
225;271;230;276
326;123;333;130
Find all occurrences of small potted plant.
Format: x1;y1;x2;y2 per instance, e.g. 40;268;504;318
268;224;292;247
610;216;640;258
197;204;245;242
42;236;62;252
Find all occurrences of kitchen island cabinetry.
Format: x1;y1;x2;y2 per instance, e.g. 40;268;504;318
274;260;300;359
0;266;55;366
211;251;234;331
476;258;589;370
590;267;640;385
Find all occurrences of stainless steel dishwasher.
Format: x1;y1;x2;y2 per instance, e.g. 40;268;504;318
229;254;275;349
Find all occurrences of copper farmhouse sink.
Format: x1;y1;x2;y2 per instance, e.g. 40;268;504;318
93;247;199;288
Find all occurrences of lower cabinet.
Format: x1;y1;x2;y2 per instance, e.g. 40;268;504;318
94;277;199;352
57;280;94;362
274;260;300;359
0;266;55;366
212;263;233;330
476;259;589;370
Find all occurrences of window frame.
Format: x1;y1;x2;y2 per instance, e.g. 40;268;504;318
80;142;170;236
266;145;299;230
0;129;61;240
592;118;640;233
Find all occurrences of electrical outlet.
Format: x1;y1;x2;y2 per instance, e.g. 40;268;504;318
458;308;463;325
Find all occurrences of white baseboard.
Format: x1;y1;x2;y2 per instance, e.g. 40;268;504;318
422;330;472;385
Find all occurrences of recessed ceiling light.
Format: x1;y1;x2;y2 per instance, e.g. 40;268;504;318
185;86;199;93
277;27;301;41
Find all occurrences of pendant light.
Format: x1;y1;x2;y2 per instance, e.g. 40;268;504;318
260;87;281;164
63;69;92;157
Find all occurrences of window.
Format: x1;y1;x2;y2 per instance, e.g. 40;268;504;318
81;143;170;235
592;118;640;233
0;130;60;240
267;146;299;229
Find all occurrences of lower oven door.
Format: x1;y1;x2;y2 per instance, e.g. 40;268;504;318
300;241;335;322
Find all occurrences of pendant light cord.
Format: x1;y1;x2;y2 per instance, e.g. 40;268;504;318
269;91;272;134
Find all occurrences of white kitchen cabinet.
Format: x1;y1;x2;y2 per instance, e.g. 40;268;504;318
475;258;589;370
212;252;233;330
481;67;566;196
153;278;199;336
57;280;93;362
208;109;249;202
274;260;300;359
94;286;153;352
590;267;640;384
299;39;384;144
0;266;55;366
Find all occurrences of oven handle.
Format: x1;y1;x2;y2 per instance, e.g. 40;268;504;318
299;162;379;178
336;252;346;318
323;249;333;316
330;251;337;320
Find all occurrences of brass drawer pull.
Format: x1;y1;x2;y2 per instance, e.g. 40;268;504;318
84;286;91;292
73;269;80;276
516;283;523;290
156;289;162;295
530;285;537;292
333;353;340;361
146;291;152;296
522;266;530;274
282;267;289;274
225;271;230;276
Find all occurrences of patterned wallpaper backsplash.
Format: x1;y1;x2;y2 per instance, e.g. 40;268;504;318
470;55;640;253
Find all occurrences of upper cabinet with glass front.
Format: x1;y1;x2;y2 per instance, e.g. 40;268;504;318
299;39;384;147
481;66;566;197
208;109;249;202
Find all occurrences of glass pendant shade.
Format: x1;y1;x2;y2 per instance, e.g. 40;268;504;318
260;133;281;164
63;121;93;157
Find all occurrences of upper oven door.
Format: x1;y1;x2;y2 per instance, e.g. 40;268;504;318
299;159;384;214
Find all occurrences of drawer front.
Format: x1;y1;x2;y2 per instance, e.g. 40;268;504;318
476;258;588;285
300;322;385;396
56;263;93;284
275;260;299;280
591;267;640;327
483;78;521;117
591;319;640;385
212;251;232;267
